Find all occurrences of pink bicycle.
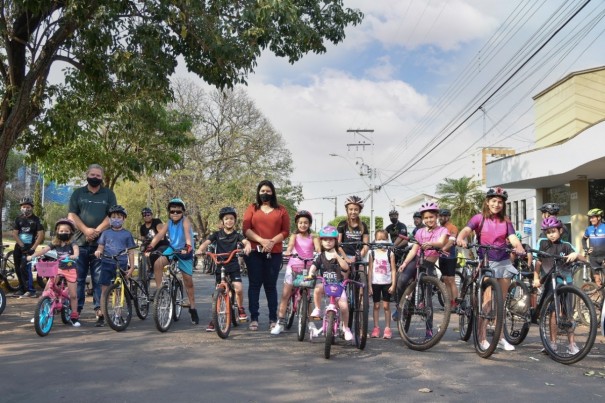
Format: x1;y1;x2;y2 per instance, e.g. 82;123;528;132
285;253;316;341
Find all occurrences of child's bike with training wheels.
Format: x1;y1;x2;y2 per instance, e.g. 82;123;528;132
32;253;76;337
205;249;246;339
151;250;185;332
285;253;317;341
101;246;150;332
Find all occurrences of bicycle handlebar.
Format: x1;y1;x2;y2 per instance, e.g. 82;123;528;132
312;275;365;289
288;252;319;262
205;249;242;265
102;246;139;260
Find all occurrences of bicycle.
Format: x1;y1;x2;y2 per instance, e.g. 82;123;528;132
101;246;150;332
0;279;5;316
285;253;316;341
396;240;451;350
32;255;75;337
571;252;603;327
456;244;505;358
0;243;18;292
205;249;246;339
151;250;184;332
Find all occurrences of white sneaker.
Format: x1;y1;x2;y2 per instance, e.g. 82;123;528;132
497;338;515;351
568;343;580;355
270;323;284;335
344;327;353;341
541;342;558;354
310;308;322;318
479;340;490;350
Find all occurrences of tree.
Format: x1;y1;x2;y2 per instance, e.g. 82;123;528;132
436;176;484;230
33;179;43;222
0;1;363;224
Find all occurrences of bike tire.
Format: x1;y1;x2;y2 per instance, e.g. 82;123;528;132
60;296;72;325
213;288;231;339
172;280;183;321
231;291;239;328
472;277;503;358
103;282;132;332
504;279;531;345
580;282;603;325
459;282;474;341
438;271;464;306
153;285;173;332
347;280;356;329
1;251;19;292
354;273;369;350
34;296;54;337
324;311;335;359
297;289;309;342
132;280;149;320
0;288;6;316
285;293;296;330
539;285;597;365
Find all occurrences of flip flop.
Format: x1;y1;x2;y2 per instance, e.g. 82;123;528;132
249;321;258;331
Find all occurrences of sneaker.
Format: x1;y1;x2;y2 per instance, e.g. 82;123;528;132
310;308;322;318
20;291;36;299
12;290;25;297
479;340;490;350
392;309;400;322
541;342;558;354
497;338;515;351
206;321;215;332
70;318;81;327
271;322;285;335
95;316;105;327
371;327;380;338
238;307;248;321
189;308;199;325
568;343;580;355
450;302;459;313
344;327;353;341
425;329;433;340
383;327;392;339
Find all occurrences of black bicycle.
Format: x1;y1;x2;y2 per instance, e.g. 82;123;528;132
0;244;18;292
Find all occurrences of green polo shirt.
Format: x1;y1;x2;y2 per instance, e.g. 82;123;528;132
68;185;117;246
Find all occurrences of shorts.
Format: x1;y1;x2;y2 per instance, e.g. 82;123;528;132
488;260;518;279
163;247;193;276
372;283;391;303
99;260;127;286
438;257;457;277
58;268;77;283
215;267;242;284
588;256;605;271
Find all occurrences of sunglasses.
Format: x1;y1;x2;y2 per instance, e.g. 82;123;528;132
142;213;152;217
169;210;183;215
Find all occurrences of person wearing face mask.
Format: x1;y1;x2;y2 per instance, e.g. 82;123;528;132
68;164;117;322
384;209;409;265
242;180;290;332
94;205;136;327
11;197;45;297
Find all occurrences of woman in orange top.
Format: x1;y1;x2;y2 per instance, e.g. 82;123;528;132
243;180;290;331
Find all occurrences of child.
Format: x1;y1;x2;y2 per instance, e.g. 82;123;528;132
271;210;320;335
197;207;251;332
94;205;136;327
534;217;586;354
308;226;352;341
368;229;396;339
27;218;80;326
337;195;369;263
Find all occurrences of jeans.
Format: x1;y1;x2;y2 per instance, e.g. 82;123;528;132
244;251;282;322
76;244;102;312
14;245;35;293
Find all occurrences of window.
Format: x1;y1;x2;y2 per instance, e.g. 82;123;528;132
544;185;570;216
520;199;526;221
513;201;519;229
589;179;605;210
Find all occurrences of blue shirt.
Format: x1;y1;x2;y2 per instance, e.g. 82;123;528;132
584;223;605;258
98;228;136;267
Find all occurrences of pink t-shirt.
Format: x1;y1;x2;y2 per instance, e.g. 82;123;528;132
414;226;450;258
288;233;314;270
466;214;515;261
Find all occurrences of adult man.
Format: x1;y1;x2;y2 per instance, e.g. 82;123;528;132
139;207;168;277
583;208;605;287
438;209;459;310
68;164;117;324
12;197;45;297
384;209;408;264
411;211;424;238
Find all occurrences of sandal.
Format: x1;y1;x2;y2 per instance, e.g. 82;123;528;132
248;321;259;331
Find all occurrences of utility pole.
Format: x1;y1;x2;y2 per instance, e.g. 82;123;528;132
323;197;337;219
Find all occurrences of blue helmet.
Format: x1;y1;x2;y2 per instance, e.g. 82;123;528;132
319;225;338;239
167;197;186;211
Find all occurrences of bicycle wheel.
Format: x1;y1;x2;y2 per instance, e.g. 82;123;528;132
1;251;19;292
230;291;239;328
458;282;474;341
212;288;231;339
285;293;296;330
60;296;72;325
399;276;450;350
437;272;463;307
131;280;149;320
580;282;603;325
172;280;183;321
472;277;503;358
504;279;531;345
138;254;150;290
153;285;173;332
103;282;132;332
297;289;309;341
347;280;356;329
324;311;335;359
0;288;6;316
539;285;597;365
34;296;54;337
353;278;369;350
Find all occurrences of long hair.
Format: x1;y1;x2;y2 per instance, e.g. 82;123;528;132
481;198;509;222
52;224;74;247
254;180;279;209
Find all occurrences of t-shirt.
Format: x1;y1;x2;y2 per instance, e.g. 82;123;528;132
385;221;408;243
466;214;515;262
68;185;117;246
584;223;605;258
13;214;44;245
414;226;450;258
411;224;425;237
288;233;315;270
313;253;343;283
537;239;575;277
140;218;169;247
371;247;392;285
98;228;136;267
337;220;368;256
207;229;245;270
242;204;290;253
51;243;77;270
441;221;458;260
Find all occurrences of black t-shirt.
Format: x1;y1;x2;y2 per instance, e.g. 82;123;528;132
14;214;44;246
385;221;408;243
208;229;245;270
337;220;368;256
313;253;343;283
140;218;169;247
537;239;575;275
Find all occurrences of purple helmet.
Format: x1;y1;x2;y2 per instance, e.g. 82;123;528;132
419;202;439;214
319;225;338;239
541;217;562;230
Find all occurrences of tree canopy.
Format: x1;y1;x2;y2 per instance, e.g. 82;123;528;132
436;176;484;230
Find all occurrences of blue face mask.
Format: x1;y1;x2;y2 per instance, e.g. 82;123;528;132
110;218;123;228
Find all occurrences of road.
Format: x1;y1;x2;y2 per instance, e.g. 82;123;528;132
1;268;605;402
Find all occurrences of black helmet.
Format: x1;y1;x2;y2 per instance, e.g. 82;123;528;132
413;211;422;219
54;218;76;233
167;197;186;211
539;203;560;215
108;205;128;217
19;197;34;206
389;209;398;216
141;207;152;215
219;206;237;220
439;209;451;216
294;210;313;225
486;187;508;201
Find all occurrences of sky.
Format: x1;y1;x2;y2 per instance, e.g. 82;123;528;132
182;0;605;229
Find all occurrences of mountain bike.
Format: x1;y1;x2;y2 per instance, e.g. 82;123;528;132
0;244;19;292
571;254;603;328
152;250;184;332
285;253;316;341
503;259;533;345
101;247;149;332
396;240;451;350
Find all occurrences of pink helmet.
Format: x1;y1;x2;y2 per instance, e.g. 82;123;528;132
419;202;439;214
541;217;562;230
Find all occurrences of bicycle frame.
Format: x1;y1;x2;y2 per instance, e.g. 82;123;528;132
316;276;364;335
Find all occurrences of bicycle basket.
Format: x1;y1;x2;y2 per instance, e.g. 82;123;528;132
36;261;59;278
324;283;344;298
291;265;314;288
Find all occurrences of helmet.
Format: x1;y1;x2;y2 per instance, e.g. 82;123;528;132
294;210;313;225
588;208;603;217
54;218;76;233
108;204;127;217
389;209;398;216
19;197;33;206
515;231;522;241
439;209;451;216
419;202;439;214
344;195;364;210
318;225;338;239
413;211;422;219
541;217;562;230
539;203;560;215
167;197;186;211
486;187;508;201
508;285;530;316
219;206;237;220
141;207;152;215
